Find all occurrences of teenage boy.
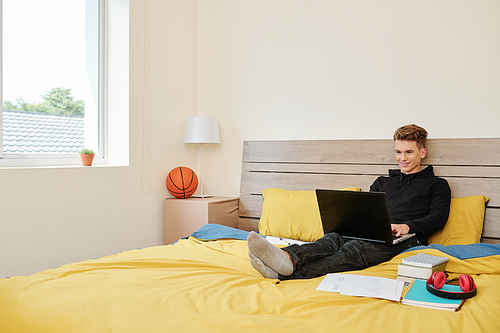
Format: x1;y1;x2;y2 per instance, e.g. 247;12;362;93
248;124;451;280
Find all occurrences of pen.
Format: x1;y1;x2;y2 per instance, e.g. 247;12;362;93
280;237;292;245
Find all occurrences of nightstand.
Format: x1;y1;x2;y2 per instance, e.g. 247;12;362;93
163;196;239;244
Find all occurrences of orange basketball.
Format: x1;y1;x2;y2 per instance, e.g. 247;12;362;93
166;167;198;199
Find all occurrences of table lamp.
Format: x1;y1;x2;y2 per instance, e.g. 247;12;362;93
183;116;220;198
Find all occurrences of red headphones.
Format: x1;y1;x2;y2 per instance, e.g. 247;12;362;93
426;271;477;300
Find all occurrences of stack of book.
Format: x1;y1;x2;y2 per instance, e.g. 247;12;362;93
401;279;464;311
398;252;449;280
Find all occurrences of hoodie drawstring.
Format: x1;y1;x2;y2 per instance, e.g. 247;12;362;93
397;174;415;188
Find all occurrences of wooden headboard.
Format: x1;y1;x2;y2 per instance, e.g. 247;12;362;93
238;138;500;244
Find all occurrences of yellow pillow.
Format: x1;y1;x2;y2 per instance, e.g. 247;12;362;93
258;187;361;242
428;195;489;246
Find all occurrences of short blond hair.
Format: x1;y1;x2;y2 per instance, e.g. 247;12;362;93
393;124;428;149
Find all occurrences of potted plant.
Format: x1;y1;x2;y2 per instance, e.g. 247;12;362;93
79;148;95;166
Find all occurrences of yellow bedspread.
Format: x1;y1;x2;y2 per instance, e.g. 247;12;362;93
1;237;500;332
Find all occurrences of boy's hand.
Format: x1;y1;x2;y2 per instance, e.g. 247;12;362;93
391;224;410;237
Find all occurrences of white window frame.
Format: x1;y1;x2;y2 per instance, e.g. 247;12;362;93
0;0;107;167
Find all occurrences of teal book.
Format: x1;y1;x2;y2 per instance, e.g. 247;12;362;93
401;279;464;311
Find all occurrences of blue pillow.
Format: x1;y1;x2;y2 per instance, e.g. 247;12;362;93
189;224;250;241
404;243;500;260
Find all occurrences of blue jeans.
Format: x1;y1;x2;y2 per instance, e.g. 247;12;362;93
279;232;421;280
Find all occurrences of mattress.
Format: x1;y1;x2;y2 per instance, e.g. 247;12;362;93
1;224;499;332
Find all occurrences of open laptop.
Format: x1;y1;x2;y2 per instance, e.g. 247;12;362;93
315;189;415;245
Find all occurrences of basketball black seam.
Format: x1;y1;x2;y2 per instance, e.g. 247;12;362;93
186;173;194;188
179;167;186;198
168;173;184;191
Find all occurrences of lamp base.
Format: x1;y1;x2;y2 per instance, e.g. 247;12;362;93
191;194;213;198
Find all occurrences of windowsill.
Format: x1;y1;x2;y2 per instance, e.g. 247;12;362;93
0;156;127;169
0;164;127;170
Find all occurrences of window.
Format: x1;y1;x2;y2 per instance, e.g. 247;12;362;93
0;0;106;166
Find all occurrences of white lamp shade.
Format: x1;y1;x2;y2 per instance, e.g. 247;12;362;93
183;117;220;144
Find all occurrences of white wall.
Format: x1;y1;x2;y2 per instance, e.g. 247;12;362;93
198;0;500;196
1;0;499;278
0;0;199;278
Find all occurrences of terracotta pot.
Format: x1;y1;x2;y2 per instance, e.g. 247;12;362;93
80;154;95;166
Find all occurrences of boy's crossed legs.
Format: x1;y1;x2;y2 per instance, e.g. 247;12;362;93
247;231;414;280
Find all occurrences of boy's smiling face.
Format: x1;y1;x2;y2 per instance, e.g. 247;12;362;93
395;140;426;174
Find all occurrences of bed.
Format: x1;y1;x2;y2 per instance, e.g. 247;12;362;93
1;138;500;332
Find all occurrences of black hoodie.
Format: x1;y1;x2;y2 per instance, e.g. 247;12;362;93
369;165;451;245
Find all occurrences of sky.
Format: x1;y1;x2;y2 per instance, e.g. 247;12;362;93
2;0;89;104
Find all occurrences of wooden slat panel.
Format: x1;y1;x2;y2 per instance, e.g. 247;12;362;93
243;140;394;164
481;238;500;244
243;163;395;175
434;166;500;178
483;209;500;239
444;178;500;207
243;138;500;166
238;217;259;232
239;194;263;217
240;172;375;194
243;163;500;179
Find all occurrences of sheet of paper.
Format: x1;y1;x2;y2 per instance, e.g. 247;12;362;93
316;273;405;302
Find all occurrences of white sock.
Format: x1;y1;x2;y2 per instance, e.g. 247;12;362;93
248;252;278;279
247;231;294;276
